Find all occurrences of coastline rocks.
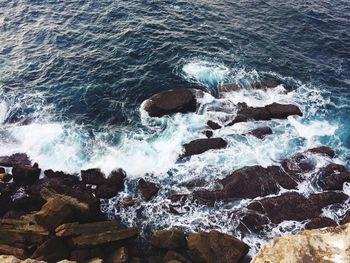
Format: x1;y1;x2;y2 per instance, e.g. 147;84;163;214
187;231;249;263
320;172;350;190
206;121;221;130
12;164;41;186
202;130;213;138
251;223;350;263
304;217;337;230
138;179;159;201
95;169;126;199
0;153;31;167
247;127;272;139
218;80;282;96
143;88;197;117
151;229;187;250
181;138;227;158
81;169;105;185
31;237;69;262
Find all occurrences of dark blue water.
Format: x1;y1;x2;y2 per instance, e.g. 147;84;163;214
1;0;350;253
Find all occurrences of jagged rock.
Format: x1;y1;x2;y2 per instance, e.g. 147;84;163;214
71;227;138;248
305;217;337;230
202;130;213;138
0;153;31;167
12;164;41;186
194;166;297;201
0;255;46;263
0;173;12;183
181;138;227;158
251;223;350;263
31;237;69;262
143;88;197;117
308;146;335;158
81;168;105;185
138;179;159;201
187;231;249;263
320;172;350;190
55;221;119;237
70;247;103;262
206;121;221;130
107;247;128;263
151;229;187;250
95;169;126;199
44;170;79;187
247;127;272;139
164;251;192;263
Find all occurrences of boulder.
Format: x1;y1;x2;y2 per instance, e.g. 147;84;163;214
194;166;297;201
95;169;126;199
0;153;31;167
143;88;197;117
0;173;12;183
251;223;350;263
55;221;119;237
31;237;69;262
247;127;272;139
70;247;103;262
164;251;192;263
181;138;227;158
308;146;335;158
81;168;105;185
151;229;187;250
265;103;302;119
305;217;337;230
320;172;350;190
107;247;128;263
206;121;221;130
44;170;79;187
12;164;41;186
138;179;159;201
202;130;213;138
187;231;249;263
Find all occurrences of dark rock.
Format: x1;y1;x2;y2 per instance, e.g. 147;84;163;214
308;146;335;158
12;164;41;186
305;217;337;230
55;221;119;237
340;210;350;225
151;229;187;250
207;120;221;130
138;178;159;201
0;244;27;259
319;163;346;178
107;247;129;263
0;173;12;183
44;169;79;187
181;138;227;158
203;130;213;138
164;251;192;263
180;179;207;189
81;168;106;185
308;192;348;209
0;153;31;167
247;127;272;139
144;88;197;117
0;194;13;216
238;211;270;232
187;230;249;263
320;172;350;190
0;167;5;173
194;166;297;201
70;247;103;262
95;169;126;199
218;80;282;95
31;237;69;262
281;153;316;181
265;103;303;119
12;195;45;213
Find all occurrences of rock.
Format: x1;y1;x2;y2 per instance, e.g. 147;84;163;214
87;258;104;263
202;130;213;138
251;223;350;263
31;237;69;262
164;251;192;263
12;164;41;186
12;195;45;214
319;163;346;178
107;247;128;263
194;166;297;201
218;80;282;95
81;168;105;185
34;197;74;230
247;127;272;139
308;146;335;158
265;103;303;119
138;179;159;201
0;173;12;183
70;247;103;262
281;153;316;181
181;138;227;158
320;172;350;190
70;227;138;248
340;210;350;225
187;231;249;263
0;153;31;167
121;198;139;207
0;245;27;260
143;88;197;117
95;169;126;199
207;121;221;130
44;170;79;187
0;255;46;263
305;217;337;230
0;167;5;173
55;221;119;237
151;229;187;250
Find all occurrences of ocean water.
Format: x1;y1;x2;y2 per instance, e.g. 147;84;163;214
1;0;350;254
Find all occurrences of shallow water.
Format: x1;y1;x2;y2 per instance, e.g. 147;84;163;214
1;0;350;254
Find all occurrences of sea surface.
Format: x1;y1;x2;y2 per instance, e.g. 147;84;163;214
1;0;350;254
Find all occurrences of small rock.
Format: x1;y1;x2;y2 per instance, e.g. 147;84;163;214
107;247;128;263
121;198;139;207
203;130;213;138
207;121;221;130
151;229;187;250
247;127;272;139
81;168;106;185
138;178;159;201
181;138;227;158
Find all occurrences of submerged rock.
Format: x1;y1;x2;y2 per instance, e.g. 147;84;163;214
251;223;350;263
143;88;197;117
181;138;227;158
187;230;249;263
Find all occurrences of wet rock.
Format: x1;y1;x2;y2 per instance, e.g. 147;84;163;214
144;88;197;117
0;194;13;216
251;223;350;263
202;130;213;138
305;217;337;230
107;247;128;263
187;230;249;263
70;247;103;262
55;221;119;237
281;153;316;181
308;146;335;158
95;169;126;199
320;172;350;190
340;210;350;225
12;195;45;214
44;170;79;187
179;179;207;189
247;127;272;139
121;198;139;207
218;80;282;95
151;229;187;250
0;173;12;183
181;138;227;158
164;251;192;263
31;237;69;262
138;178;159;201
207;120;221;130
238;211;270;232
265;103;302;119
12;164;41;186
81;168;105;185
194;166;297;201
319;163;346;178
0;167;5;173
0;153;31;167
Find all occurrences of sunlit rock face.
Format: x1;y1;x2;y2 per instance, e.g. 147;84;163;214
252;223;350;263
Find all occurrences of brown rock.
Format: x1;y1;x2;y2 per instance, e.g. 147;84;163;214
247;127;272;139
0;173;12;183
181;138;227;158
305;217;338;230
0;153;31;167
70;247;103;262
121;198;139;207
143;88;197;117
164;250;192;263
207;121;221;130
151;229;187;250
55;221;119;237
107;247;128;263
31;237;69;262
265;103;302;119
187;231;249;263
138;179;159;201
12;164;41;186
0;244;27;260
95;169;126;199
81;168;106;185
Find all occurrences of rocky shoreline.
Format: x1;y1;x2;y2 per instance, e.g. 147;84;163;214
1;84;350;262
